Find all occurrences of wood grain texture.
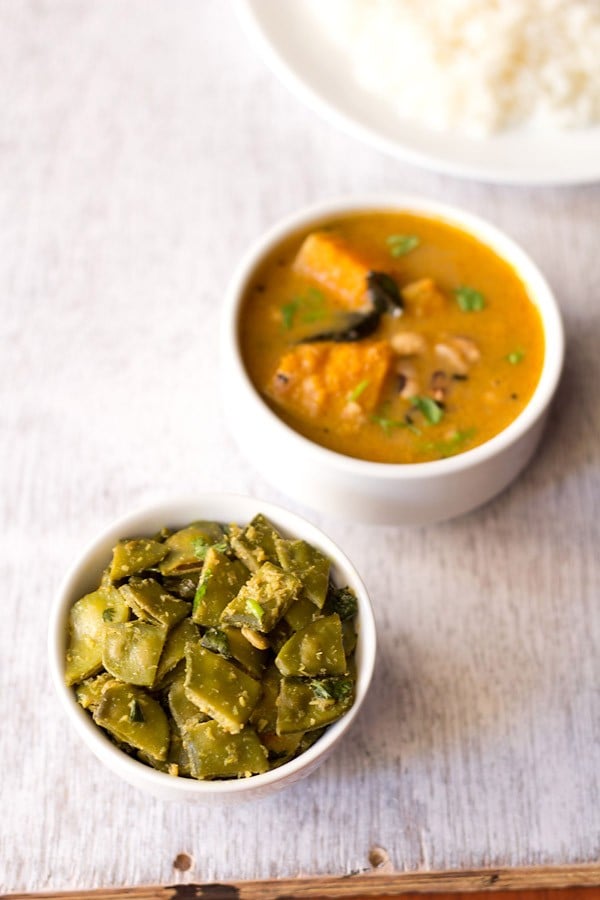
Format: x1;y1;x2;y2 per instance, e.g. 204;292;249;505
5;867;600;899
1;0;599;895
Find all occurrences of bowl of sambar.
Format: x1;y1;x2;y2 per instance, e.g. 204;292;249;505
222;197;564;525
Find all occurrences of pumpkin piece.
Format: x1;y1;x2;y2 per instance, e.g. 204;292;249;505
268;341;392;425
293;232;370;310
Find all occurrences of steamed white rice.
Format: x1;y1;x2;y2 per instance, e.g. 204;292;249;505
307;0;600;136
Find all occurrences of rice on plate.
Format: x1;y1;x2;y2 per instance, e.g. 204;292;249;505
307;0;600;136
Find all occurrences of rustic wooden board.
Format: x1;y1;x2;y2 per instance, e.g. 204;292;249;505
1;0;599;896
5;866;600;899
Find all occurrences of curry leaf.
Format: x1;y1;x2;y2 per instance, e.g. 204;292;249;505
128;699;145;723
366;271;403;316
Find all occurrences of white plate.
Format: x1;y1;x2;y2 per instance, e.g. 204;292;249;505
235;0;600;185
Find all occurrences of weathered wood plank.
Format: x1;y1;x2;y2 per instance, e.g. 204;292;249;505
5;865;600;899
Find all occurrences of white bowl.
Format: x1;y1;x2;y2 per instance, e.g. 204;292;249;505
221;195;564;525
48;494;376;803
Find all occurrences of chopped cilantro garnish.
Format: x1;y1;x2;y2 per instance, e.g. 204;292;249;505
281;300;299;330
347;379;370;403
128;699;144;723
102;607;115;622
213;540;229;554
193;569;212;608
281;288;327;330
371;404;421;437
411;395;444;425
507;349;525;364
386;234;420;257
422;428;476;458
192;537;209;560
455;286;485;312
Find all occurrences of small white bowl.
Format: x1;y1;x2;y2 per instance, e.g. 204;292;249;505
49;494;376;803
221;195;564;525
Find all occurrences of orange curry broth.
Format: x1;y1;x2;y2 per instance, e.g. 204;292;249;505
239;212;545;464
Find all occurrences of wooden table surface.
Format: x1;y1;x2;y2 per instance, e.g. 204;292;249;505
2;1;599;895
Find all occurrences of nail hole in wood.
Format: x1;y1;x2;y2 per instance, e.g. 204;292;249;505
173;852;193;872
369;845;389;869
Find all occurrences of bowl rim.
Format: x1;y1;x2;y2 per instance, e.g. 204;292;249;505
48;493;377;797
222;194;564;479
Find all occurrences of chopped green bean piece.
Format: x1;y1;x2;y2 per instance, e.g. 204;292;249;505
109;538;168;581
65;585;129;686
168;675;210;732
277;676;355;735
228;514;282;573
284;596;321;631
249;664;281;735
275;538;330;608
159;522;225;575
183;720;269;779
102;620;167;687
221;562;301;633
119;577;190;630
94;682;170;761
275;614;346;677
184;644;262;734
192;547;249;626
154;617;200;685
342;618;357;656
75;672;116;711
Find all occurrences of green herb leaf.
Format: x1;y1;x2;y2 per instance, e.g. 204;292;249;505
347;379;370;403
193;569;212;608
192;538;209;560
102;607;115;622
245;597;265;622
325;586;358;621
370;407;421;437
422;428;476;458
455;286;485;312
281;300;298;330
282;289;327;330
311;677;353;703
386;234;420;257
411;395;444;425
128;699;144;723
213;540;229;554
507;349;525;364
200;627;232;659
